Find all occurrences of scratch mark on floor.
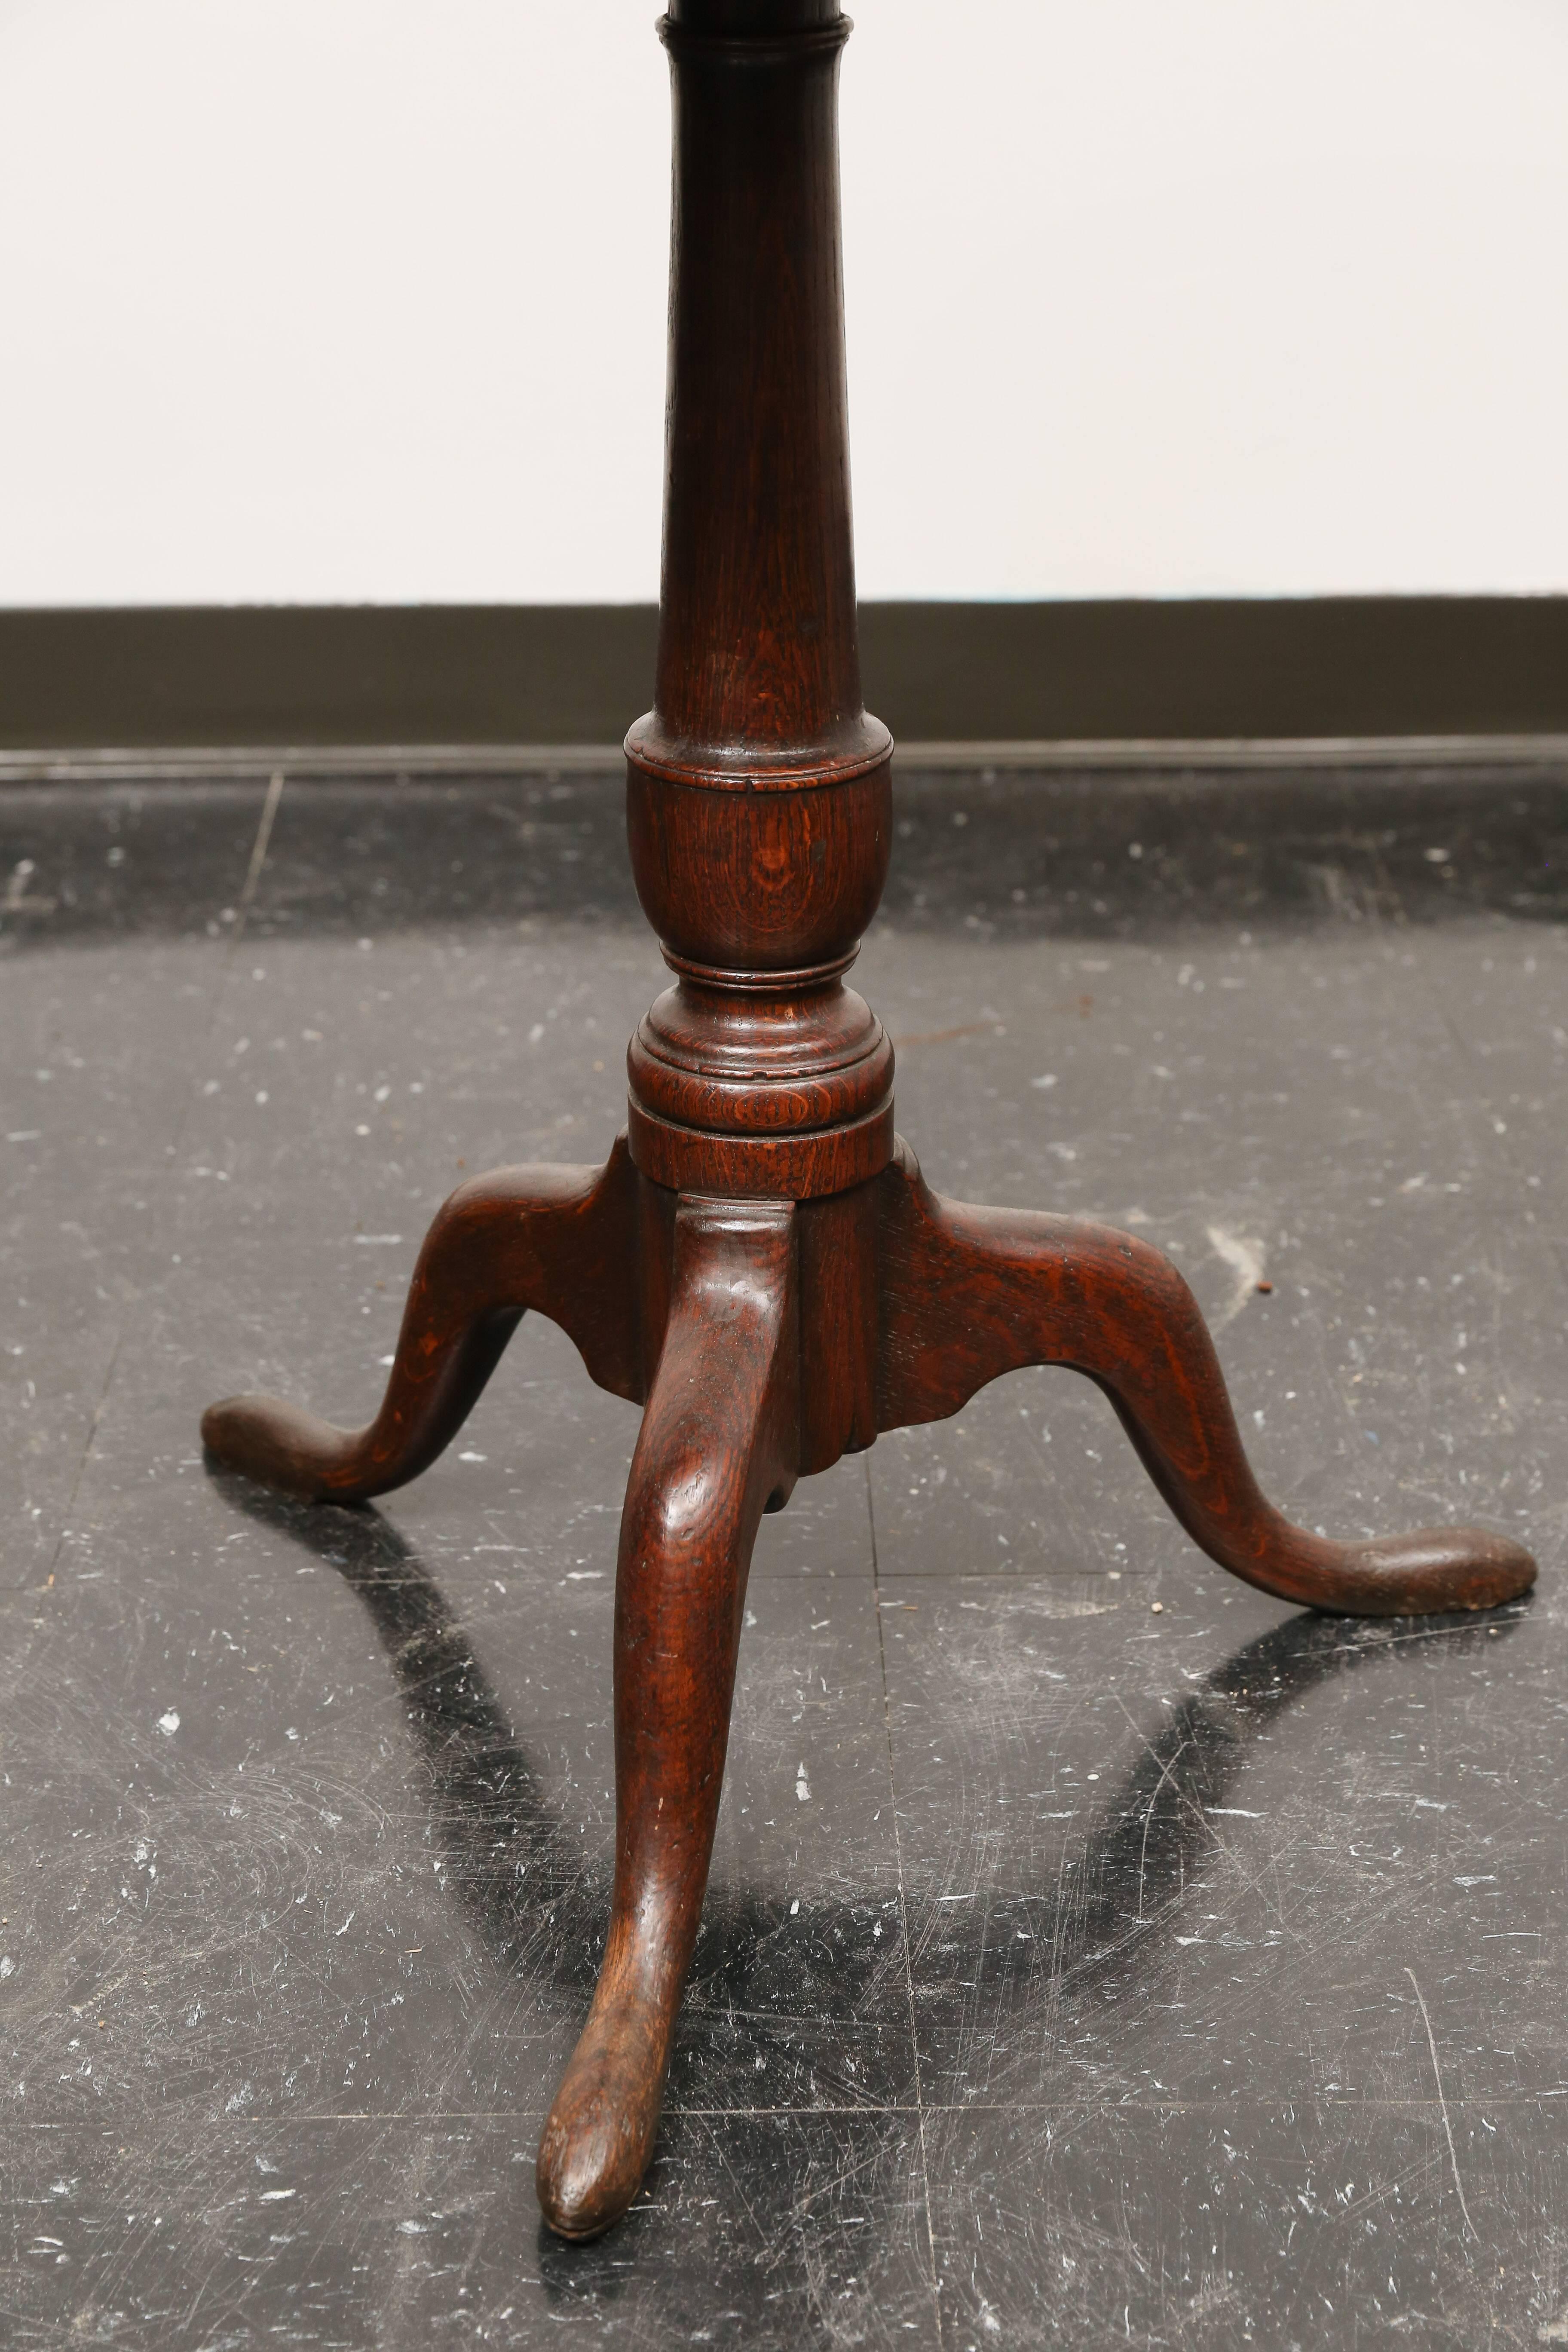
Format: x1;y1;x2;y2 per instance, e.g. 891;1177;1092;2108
1137;1737;1190;1921
1405;1964;1477;2240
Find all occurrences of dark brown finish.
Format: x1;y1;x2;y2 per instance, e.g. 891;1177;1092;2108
201;0;1539;2243
536;1197;798;2240
617;0;895;1207
201;1144;643;1501
876;1144;1533;1617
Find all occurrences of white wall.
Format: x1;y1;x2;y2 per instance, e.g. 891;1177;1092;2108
2;0;1565;605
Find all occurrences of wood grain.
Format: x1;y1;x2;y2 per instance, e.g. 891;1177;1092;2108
201;1141;642;1502
620;0;896;1204
875;1141;1537;1618
200;0;1540;2250
535;1197;798;2241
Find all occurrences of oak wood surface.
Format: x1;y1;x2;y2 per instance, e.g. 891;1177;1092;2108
535;1198;798;2241
875;1142;1535;1619
201;1142;642;1503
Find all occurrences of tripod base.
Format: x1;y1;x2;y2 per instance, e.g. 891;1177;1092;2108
203;1133;1535;2239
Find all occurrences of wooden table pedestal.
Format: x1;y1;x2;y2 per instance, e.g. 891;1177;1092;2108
203;0;1536;2242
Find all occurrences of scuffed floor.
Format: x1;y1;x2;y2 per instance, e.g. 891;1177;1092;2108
2;758;1566;2348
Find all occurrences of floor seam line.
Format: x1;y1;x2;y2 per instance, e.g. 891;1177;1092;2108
866;1452;943;2346
167;766;286;1171
45;771;286;1605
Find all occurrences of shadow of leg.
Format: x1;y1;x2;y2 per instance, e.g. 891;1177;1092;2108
203;1470;584;1936
206;1457;1531;2248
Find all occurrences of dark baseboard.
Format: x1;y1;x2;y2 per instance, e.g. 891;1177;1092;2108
2;598;1566;753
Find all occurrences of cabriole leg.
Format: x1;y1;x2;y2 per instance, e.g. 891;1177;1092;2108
202;1138;642;1504
876;1143;1536;1617
535;1194;799;2241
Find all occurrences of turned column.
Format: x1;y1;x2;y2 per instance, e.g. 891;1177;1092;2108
200;0;1540;2251
624;0;894;1217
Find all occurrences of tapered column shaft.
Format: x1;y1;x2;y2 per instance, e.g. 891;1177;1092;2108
625;2;896;1202
655;2;864;764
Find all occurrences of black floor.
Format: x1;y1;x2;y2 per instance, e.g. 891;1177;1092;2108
2;759;1566;2349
